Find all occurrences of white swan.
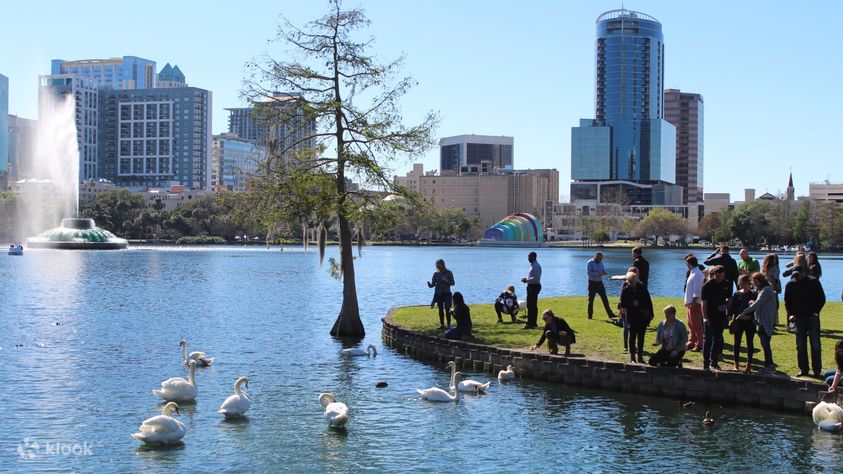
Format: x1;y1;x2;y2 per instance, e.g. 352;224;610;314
153;360;198;402
180;339;214;367
446;361;491;393
319;393;349;428
418;373;475;402
132;402;187;444
341;344;377;357
813;401;843;432
219;377;251;419
498;365;516;381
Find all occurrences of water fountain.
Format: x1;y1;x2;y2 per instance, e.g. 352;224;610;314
23;85;128;250
28;217;128;249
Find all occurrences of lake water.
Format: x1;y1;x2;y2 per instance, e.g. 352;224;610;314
2;246;841;472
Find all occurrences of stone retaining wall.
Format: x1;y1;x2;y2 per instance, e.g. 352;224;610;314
382;308;831;414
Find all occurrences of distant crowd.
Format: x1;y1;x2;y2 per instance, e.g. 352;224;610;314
426;246;842;384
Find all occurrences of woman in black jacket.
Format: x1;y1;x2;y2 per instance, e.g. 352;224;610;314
619;272;654;363
445;292;472;340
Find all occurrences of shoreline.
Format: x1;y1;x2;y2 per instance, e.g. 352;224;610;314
383;305;837;414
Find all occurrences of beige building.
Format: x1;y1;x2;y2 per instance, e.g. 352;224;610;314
809;183;843;204
395;164;558;227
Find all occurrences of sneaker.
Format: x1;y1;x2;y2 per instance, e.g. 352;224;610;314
496;319;503;324
711;364;722;371
794;371;808;377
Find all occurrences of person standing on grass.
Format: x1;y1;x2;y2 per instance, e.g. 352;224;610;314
701;265;732;371
729;274;757;372
587;252;617;320
785;267;826;378
737;248;760;276
427;259;454;329
619;272;653;364
649;305;688;367
521;252;542;329
761;253;782;312
704;245;739;291
807;252;823;280
632;246;649;287
617;267;639;352
740;272;779;373
684;255;705;352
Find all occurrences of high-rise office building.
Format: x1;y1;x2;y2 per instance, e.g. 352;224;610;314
212;133;266;192
38;74;99;181
7;115;37;183
158;64;187;88
98;87;213;190
225;94;315;155
571;9;679;205
439;135;514;175
664;89;704;204
51;56;157;90
0;73;8;189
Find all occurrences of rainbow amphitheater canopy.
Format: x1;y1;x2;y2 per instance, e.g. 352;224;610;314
482;213;544;242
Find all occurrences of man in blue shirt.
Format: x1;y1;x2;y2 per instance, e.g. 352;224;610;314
521;252;542;329
587;252;617;320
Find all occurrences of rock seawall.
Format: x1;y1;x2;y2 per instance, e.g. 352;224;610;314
383;308;830;414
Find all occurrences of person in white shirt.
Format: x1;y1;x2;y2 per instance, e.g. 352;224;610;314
684;255;704;351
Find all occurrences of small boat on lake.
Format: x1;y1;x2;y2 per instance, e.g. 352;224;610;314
8;243;23;256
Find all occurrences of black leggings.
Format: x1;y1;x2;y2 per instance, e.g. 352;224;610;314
733;319;756;365
627;322;647;357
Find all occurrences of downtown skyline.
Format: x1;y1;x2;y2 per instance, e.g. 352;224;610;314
1;1;840;200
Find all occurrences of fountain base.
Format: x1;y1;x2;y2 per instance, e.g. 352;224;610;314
27;218;129;250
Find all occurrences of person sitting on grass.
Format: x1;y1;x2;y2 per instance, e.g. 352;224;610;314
825;340;843;392
444;292;472;341
530;310;576;356
494;284;520;323
649;305;688;367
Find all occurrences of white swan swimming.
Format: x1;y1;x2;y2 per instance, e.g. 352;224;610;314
153;360;198;402
132;402;187;444
219;377;251;419
319;393;349;428
341;344;377;357
417;373;474;402
813;401;843;432
498;365;516;381
446;361;491;393
180;339;214;367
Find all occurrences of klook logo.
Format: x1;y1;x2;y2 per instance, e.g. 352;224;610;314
16;437;93;460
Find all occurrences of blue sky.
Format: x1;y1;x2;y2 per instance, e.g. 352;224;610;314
1;1;840;200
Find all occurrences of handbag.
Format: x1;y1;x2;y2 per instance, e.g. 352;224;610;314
728;317;740;334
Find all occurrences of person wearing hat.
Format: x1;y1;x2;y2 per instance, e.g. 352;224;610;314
785;266;826;377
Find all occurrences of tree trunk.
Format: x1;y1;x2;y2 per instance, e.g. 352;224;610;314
330;210;365;338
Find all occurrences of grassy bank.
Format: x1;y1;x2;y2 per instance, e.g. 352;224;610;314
391;296;843;378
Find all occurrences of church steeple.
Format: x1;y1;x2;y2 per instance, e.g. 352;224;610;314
786;172;795;201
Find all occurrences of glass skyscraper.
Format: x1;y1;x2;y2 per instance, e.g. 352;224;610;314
571;9;679;205
51;56;157;90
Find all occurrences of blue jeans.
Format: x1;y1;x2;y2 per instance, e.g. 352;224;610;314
703;320;724;368
757;330;774;368
622;315;629;349
825;370;837;385
795;313;822;374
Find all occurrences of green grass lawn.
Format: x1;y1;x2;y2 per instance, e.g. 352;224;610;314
390;296;843;378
